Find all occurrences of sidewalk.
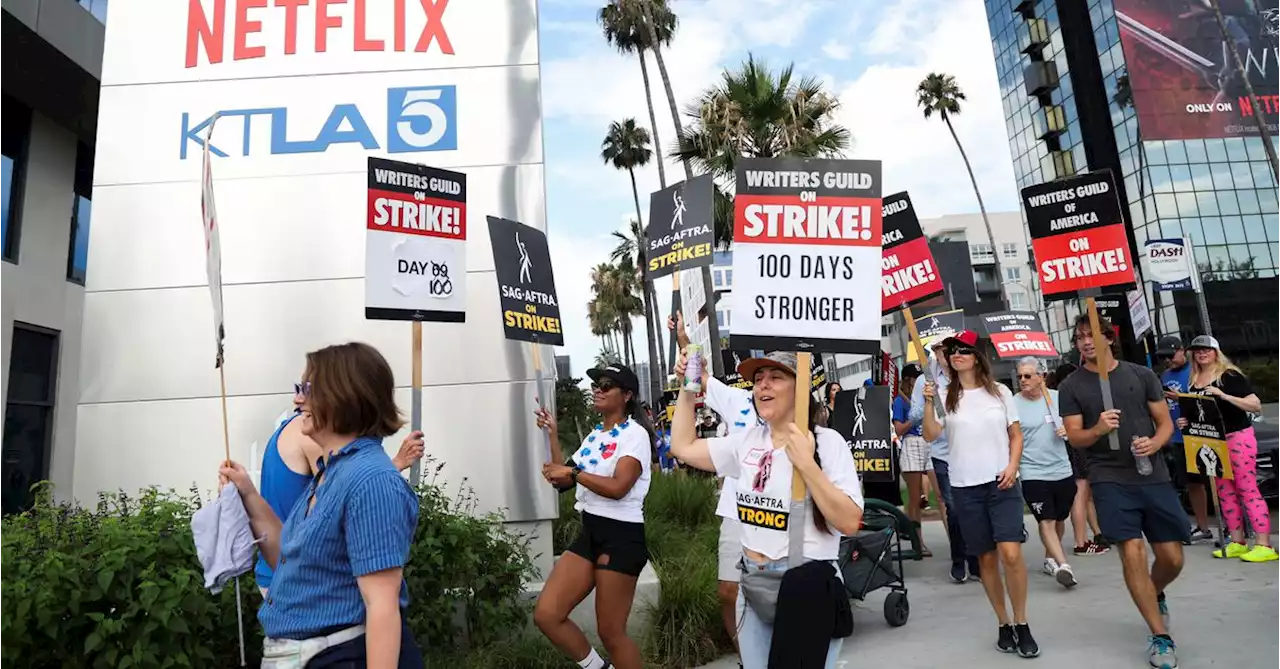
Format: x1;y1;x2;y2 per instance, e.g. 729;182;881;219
698;515;1279;668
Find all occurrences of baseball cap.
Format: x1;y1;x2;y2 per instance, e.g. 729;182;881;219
1155;335;1183;356
587;364;640;393
1188;335;1220;351
737;351;798;381
901;363;924;379
940;330;980;349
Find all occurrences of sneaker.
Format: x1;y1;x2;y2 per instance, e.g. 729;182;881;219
1073;541;1110;556
1054;563;1078;588
950;563;968;583
1014;623;1040;658
1240;545;1279;563
1148;635;1178;668
1156;592;1170;631
1212;542;1249;559
1187;527;1214;544
1042;557;1059;577
996;624;1018;653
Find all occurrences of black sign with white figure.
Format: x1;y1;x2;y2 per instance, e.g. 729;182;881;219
487;216;564;346
829;385;894;483
646;174;715;279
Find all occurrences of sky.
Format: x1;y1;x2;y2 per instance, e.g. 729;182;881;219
538;0;1022;379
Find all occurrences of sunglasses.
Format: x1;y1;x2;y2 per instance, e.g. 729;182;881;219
293;381;312;397
947;346;978;357
1018;373;1037;380
591;380;619;393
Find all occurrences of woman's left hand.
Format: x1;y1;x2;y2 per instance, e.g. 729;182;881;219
997;464;1019;490
542;463;575;487
781;423;817;470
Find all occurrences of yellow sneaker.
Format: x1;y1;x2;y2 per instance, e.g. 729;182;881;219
1213;542;1249;559
1240;545;1279;563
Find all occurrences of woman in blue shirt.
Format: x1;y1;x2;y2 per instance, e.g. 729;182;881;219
220;342;421;668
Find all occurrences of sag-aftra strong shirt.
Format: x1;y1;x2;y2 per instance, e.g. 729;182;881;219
707;426;864;561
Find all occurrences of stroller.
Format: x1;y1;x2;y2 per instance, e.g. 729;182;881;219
836;499;917;627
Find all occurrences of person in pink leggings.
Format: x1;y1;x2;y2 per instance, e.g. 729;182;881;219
1185;336;1276;563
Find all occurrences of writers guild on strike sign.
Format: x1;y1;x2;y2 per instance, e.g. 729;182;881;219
879;191;944;313
1022;170;1135;300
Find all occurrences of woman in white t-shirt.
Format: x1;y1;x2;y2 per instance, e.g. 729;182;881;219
670;350;864;669
921;331;1037;659
532;365;654;669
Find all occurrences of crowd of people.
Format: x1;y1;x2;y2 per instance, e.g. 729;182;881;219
201;309;1270;668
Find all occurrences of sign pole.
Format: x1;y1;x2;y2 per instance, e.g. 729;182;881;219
901;305;930;371
1084;293;1121;451
409;321;423;484
1186;236;1213;338
532;343;557;464
793;352;811;502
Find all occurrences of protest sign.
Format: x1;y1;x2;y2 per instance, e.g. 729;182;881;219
365;157;468;322
1022;170;1136;301
981;311;1058;358
830;386;894;483
487;216;563;346
646;175;715;279
906;308;966;363
731;157;883;354
1177;394;1233;480
1144;238;1194;291
881;191;944;314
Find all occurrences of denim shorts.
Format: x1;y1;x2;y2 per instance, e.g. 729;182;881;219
951;481;1026;556
1091;481;1190;544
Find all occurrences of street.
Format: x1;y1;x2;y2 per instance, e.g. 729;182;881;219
698;514;1279;668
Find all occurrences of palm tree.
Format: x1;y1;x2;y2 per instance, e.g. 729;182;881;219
601;119;663;401
599;1;669;190
612;217;666;376
916;72;1009;309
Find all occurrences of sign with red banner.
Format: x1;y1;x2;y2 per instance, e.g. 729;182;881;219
981;311;1059;358
1022;170;1136;301
880;191;944;314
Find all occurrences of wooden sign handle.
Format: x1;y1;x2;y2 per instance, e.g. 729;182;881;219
902;305;929;368
792;352;811;501
1085;297;1121;451
409;321;423;483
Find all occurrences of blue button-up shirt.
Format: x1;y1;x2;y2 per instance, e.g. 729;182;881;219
909;369;951;462
258;436;419;640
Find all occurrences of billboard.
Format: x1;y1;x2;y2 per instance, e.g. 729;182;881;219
1114;0;1279;140
78;0;554;528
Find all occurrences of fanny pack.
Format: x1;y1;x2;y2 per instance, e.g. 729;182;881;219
738;498;807;625
261;625;365;669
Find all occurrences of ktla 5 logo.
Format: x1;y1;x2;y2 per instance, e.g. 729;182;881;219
180;85;457;159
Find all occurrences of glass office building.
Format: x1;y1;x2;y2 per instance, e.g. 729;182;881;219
984;0;1278;360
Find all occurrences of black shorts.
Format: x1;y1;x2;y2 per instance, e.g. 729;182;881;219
951;481;1026;556
1091;481;1191;544
567;512;648;576
1022;476;1077;523
1067;446;1090;480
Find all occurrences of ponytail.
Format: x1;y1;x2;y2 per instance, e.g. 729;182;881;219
807;395;831;535
626;396;659;462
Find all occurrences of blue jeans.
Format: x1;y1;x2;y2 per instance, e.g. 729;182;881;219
737;555;844;669
932;458;979;573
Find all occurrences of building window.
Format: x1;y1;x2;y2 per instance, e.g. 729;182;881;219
1010;292;1028;310
716;309;731;331
67;144;94;284
1004;266;1023;281
2;96;31;263
3;325;59;515
1001;242;1019;258
78;0;109;23
970;243;994;262
724;268;733;288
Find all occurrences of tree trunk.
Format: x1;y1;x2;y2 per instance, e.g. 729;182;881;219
645;16;724;377
638;50;667;190
944;115;1009;310
630;168;665;404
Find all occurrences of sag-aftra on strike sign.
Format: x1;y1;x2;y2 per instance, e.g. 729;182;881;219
1022;170;1136;301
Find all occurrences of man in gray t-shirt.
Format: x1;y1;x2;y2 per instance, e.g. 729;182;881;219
1057;314;1183;669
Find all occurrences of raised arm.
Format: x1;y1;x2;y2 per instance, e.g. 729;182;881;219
921;381;945;442
669;385;717;472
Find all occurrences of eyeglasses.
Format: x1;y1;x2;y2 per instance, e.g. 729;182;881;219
1018;373;1037;380
592;381;618;393
293;381;312;397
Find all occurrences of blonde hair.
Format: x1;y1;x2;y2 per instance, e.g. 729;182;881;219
1191;347;1243;383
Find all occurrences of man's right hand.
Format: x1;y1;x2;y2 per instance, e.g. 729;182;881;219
667;313;690;349
1163;389;1179;401
673;348;689;378
1094;409;1122;436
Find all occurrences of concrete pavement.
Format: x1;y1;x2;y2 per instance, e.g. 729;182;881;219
698;515;1279;668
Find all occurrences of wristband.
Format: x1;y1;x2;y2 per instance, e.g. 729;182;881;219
570;469;580;483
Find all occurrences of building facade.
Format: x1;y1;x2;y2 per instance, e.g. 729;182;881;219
1;0;105;514
984;0;1278;361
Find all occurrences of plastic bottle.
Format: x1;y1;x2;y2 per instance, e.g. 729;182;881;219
684;345;704;393
1132;438;1153;476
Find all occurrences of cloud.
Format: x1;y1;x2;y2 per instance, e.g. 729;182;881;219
821;39;852;61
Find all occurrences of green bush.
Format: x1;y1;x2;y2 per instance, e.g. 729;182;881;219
552;489;580;556
1238;358;1278;404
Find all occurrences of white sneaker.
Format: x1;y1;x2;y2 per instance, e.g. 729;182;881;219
1042;557;1059;576
1054;562;1078;588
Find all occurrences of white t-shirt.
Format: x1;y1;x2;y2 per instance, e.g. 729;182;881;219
701;377;758;518
570;418;652;523
936;383;1019;488
708;426;864;561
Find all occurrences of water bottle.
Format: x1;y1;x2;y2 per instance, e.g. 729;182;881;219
684;345;704;393
1132;437;1153;476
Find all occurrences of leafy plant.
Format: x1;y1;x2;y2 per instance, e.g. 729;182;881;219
552;488;581;556
1238;358;1278;403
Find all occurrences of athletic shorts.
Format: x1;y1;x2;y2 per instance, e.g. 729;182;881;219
1091;481;1191;545
951;481;1026;555
1022;476;1077;523
1067;446;1090;480
717;516;743;583
899;435;933;473
567;512;649;576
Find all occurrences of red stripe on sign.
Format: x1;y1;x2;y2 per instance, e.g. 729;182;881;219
734;194;882;247
367;188;467;240
990;331;1058;358
1031;223;1134;297
881;236;944;313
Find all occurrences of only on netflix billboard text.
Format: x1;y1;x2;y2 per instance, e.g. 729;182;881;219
1113;0;1278;141
880;191;943;314
731;157;883;354
1022;170;1136;301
